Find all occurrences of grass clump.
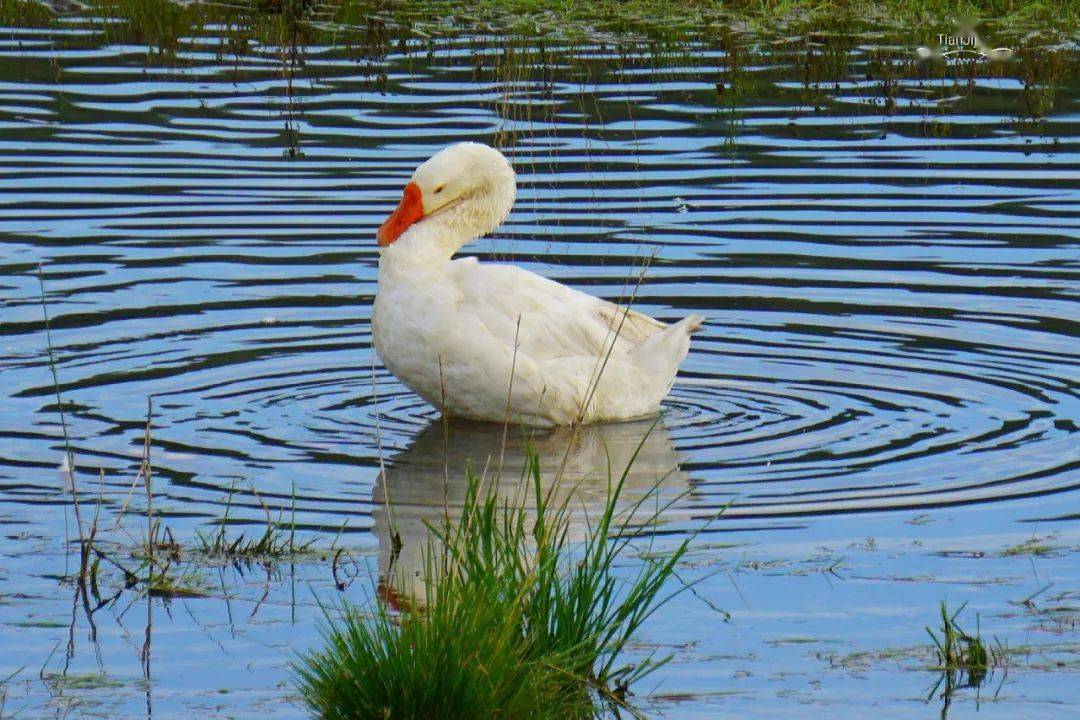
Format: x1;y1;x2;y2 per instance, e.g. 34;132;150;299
195;482;314;563
926;600;1005;682
295;440;698;719
196;520;310;561
297;564;586;719
925;601;1008;714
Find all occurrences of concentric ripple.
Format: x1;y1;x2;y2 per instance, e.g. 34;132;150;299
0;15;1077;540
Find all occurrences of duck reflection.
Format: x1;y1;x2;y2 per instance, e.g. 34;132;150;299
372;417;686;604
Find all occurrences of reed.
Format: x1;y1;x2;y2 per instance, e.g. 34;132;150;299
295;439;699;719
37;265;91;580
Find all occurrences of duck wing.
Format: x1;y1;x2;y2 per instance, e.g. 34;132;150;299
450;259;666;361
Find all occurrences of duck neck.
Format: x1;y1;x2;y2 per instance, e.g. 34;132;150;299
379;172;516;271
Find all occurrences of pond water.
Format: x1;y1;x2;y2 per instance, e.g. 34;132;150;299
0;5;1077;718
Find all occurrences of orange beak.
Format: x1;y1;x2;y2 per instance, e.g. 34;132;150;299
377;181;424;246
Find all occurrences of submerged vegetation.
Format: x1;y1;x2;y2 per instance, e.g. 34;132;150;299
296;445;699;719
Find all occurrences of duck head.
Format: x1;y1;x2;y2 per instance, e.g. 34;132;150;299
377;142;517;258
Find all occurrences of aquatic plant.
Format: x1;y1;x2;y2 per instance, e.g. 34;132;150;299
1000;534;1060;557
196;481;315;562
926;600;1004;681
295;439;700;719
925;600;1009;718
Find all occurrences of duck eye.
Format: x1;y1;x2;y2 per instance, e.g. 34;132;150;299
434;184;445;194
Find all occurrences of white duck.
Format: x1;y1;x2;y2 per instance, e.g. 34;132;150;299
372;142;702;427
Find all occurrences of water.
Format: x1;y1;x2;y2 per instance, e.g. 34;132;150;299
0;6;1077;718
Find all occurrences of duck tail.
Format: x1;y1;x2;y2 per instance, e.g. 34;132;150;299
631;314;703;378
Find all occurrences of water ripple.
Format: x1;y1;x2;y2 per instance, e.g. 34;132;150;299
0;20;1076;539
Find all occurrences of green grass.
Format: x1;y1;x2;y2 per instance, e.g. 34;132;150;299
295;439;701;719
924;600;1009;713
195;481;314;563
926;600;1004;682
196;521;312;561
1001;535;1061;557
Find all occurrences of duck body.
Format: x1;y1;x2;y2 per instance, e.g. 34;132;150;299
372;143;702;427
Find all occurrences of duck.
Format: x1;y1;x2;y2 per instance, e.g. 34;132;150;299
372;142;703;427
